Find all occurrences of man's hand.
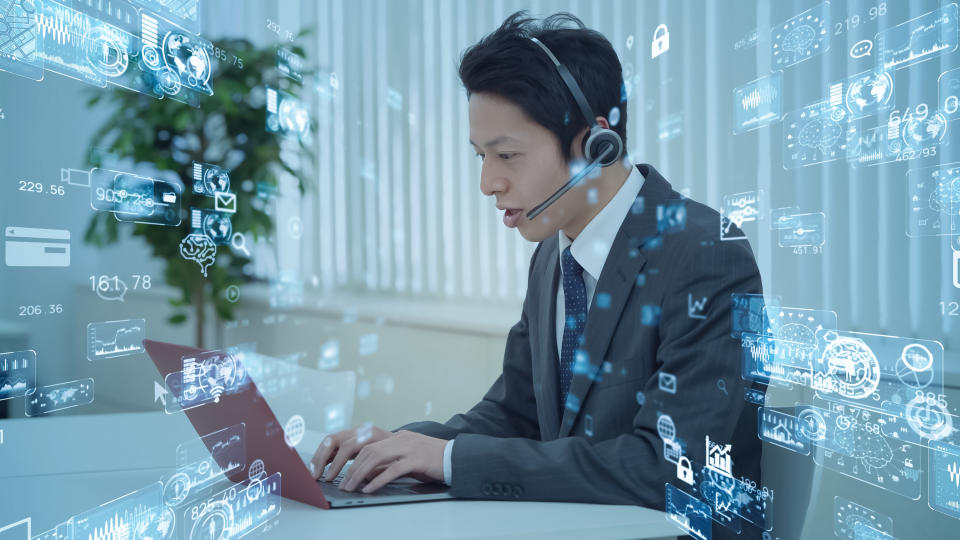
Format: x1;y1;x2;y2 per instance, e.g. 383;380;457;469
339;430;447;493
310;423;393;482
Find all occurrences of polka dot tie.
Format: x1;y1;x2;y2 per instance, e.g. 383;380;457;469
559;246;587;416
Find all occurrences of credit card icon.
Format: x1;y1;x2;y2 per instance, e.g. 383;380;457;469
4;227;71;267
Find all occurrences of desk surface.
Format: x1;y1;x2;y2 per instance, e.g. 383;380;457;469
0;412;682;539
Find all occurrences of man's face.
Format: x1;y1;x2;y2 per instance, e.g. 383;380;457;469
469;92;586;242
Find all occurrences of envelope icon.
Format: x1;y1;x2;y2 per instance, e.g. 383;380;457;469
658;372;677;394
214;191;237;214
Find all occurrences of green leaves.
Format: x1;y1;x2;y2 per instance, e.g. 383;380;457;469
83;37;314;330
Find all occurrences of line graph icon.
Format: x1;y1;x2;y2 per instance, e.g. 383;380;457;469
86;319;146;361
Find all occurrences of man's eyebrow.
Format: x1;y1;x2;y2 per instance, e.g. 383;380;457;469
469;135;520;147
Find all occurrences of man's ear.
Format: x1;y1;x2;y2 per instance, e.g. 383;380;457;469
569;116;612;159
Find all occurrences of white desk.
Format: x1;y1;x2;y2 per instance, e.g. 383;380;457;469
0;412;682;539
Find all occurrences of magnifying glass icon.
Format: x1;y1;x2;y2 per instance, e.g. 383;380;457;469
717;379;728;396
231;232;251;257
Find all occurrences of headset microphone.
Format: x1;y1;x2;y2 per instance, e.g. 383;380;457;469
526;143;614;220
524;37;624;221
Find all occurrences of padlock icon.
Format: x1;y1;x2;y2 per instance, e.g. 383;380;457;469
676;456;694;485
651;24;670;59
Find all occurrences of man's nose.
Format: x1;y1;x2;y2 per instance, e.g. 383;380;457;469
480;163;507;197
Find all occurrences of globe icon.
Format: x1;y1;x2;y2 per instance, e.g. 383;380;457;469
284;414;306;447
656;414;676;442
248;458;265;480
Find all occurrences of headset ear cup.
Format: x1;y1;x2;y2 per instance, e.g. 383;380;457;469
585;127;623;167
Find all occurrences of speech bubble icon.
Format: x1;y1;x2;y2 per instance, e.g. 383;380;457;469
850;39;873;59
95;276;128;302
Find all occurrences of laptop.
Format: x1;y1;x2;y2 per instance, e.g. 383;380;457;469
143;339;452;508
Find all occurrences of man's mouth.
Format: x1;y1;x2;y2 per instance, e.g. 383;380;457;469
502;208;523;228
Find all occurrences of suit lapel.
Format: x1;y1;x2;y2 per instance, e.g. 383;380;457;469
533;239;562;441
557;164;670;438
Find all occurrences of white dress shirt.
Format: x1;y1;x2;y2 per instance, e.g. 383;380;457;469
442;164;644;486
555;165;644;356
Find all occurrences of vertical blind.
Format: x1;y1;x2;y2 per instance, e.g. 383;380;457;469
208;0;958;352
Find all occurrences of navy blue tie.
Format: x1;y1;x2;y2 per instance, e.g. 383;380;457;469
559;246;587;415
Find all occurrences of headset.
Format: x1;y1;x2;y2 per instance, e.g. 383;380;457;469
525;37;624;220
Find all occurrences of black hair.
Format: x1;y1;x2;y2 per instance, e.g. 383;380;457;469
458;11;627;163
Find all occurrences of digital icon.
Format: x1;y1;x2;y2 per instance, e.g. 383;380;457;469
814;332;880;399
214;191;237;213
877;3;958;71
849;39;873;59
783;100;848;169
284;415;305;447
706;435;733;477
930;441;960;519
231;232;251;257
25;378;95;416
191;209;232;245
276;47;304;82
656;201;686;233
907;163;960;237
94;275;128;302
87;319;146;361
665;484;712;540
677;456;695;485
663;438;682;464
716;379;728;396
688;294;708;319
625;34;634;50
154;380;169;407
953;248;960;288
225;285;240;303
192;162;230;195
651;23;669;58
771;2;830;69
0;0;43;81
180;232;217;276
266;86;311;142
287;216;303;239
0;517;31;539
758;407;809;455
4;226;71;267
777;212;826;247
733;73;782;134
72;482;163;540
139;11;213;100
834;70;893;119
658;372;677;394
834;497;893;540
0;349;37;402
721;190;763;240
89;168;182;226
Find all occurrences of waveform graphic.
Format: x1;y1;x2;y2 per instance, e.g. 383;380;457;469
949;462;960;487
35;4;86;46
88;512;130;540
741;83;779;111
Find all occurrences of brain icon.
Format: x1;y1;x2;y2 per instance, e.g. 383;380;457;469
798;118;843;151
180;233;217;276
782;25;816;53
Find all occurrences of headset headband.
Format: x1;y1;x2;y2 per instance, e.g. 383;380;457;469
529;37;598;128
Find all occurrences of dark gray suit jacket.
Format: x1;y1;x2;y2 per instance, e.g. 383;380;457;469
400;164;763;518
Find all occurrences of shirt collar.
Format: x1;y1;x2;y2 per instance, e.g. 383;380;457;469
558;164;645;281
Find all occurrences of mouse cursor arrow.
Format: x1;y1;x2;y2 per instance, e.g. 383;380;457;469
154;380;169;406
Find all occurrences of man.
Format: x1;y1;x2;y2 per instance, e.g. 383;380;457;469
311;11;763;535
